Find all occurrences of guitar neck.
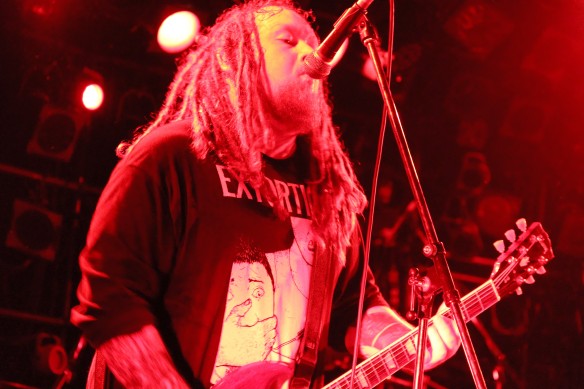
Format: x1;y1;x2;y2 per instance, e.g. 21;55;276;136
325;280;501;389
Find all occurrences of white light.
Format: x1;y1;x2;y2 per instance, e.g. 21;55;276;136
82;84;104;111
157;11;200;54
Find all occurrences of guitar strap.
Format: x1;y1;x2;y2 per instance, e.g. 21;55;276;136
91;350;120;389
290;246;336;389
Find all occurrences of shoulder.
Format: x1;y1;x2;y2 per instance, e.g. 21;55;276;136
134;120;194;155
123;119;198;169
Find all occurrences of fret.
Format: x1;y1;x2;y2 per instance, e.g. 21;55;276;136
366;356;381;385
476;281;499;312
394;341;409;366
404;336;416;357
372;353;391;379
381;348;397;370
477;289;484;311
462;299;471;321
355;369;370;388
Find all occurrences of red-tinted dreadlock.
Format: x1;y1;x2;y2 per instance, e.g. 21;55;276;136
117;0;367;263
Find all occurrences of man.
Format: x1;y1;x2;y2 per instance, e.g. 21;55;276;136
71;1;460;388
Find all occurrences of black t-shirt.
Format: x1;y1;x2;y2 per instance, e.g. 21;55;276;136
71;119;387;386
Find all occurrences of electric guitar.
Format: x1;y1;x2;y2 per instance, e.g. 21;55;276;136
215;219;554;389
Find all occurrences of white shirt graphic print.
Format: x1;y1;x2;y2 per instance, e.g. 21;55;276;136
211;216;314;384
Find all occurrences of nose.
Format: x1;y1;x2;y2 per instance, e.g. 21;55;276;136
297;39;314;62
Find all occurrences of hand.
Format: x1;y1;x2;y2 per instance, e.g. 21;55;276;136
352;305;460;371
424;305;461;369
99;325;190;388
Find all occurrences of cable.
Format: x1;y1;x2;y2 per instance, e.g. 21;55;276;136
348;0;396;387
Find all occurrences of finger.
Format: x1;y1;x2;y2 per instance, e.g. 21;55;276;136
434;315;460;349
359;345;379;359
426;322;446;367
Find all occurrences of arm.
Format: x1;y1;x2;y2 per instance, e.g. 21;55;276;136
333;227;459;369
98;325;188;388
72;130;200;384
347;305;461;370
98;324;189;388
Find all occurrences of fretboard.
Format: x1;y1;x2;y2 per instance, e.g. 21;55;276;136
325;280;500;389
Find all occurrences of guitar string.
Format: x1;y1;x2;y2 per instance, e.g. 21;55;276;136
329;234;549;388
357;298;494;387
329;283;499;388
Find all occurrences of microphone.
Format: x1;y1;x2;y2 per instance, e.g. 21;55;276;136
304;0;374;79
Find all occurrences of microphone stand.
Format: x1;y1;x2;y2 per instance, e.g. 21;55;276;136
356;16;487;389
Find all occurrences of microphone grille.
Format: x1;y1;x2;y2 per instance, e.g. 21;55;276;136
303;53;332;79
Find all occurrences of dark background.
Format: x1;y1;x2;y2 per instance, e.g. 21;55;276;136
0;0;582;388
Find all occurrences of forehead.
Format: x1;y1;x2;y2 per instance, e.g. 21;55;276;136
254;6;318;46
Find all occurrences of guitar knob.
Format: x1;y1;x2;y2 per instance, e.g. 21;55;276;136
516;218;527;232
505;229;516;243
493;240;505;253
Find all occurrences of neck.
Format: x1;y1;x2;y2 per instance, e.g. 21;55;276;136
262;134;297;159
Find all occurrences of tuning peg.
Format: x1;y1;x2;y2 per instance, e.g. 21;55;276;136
519;257;530;267
515;287;523;295
536;266;546;275
493;240;505;253
516;218;527;232
524;275;535;284
505;229;517;243
538;256;549;266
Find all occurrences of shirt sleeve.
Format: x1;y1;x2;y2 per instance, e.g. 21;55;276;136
70;127;193;348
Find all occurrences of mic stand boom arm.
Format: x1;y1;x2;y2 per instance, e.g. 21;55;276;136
357;17;487;389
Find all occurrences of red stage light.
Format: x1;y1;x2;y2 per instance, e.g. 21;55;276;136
157;10;200;54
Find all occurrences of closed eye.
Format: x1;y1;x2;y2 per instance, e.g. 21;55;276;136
277;35;298;46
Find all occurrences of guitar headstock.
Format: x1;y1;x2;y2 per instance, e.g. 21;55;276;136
490;218;554;298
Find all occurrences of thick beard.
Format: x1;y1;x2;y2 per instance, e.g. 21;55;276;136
261;79;323;135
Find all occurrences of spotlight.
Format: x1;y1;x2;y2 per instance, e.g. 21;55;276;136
5;199;63;261
456;152;491;196
556;205;584;256
443;0;514;59
77;68;105;111
475;192;521;238
157;10;201;54
116;88;157;131
26;103;88;161
499;96;552;143
33;333;68;375
82;83;104;111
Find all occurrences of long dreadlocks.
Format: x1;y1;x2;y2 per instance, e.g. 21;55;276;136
117;0;367;262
